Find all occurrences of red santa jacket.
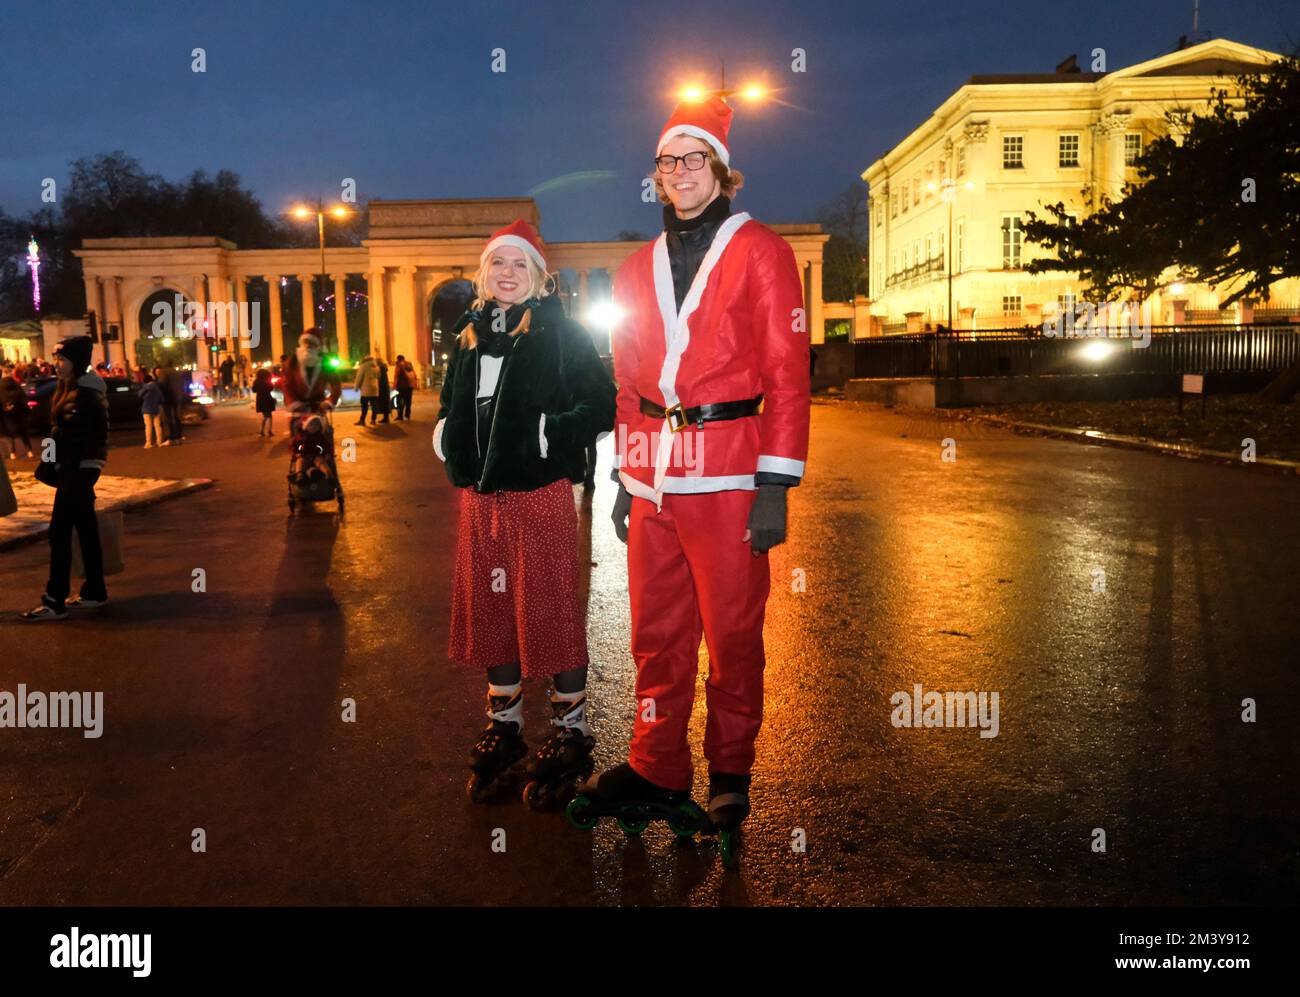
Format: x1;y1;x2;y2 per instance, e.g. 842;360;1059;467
611;212;809;507
281;359;342;413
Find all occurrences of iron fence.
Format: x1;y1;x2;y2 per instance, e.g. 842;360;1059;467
853;324;1300;379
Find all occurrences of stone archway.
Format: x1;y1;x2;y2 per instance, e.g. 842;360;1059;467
135;286;199;370
428;278;475;367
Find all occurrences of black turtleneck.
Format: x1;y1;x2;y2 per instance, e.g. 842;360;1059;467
664;195;732;310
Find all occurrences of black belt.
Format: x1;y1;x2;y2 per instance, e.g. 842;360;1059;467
640;394;762;433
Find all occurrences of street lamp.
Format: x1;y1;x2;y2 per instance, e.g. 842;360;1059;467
928;178;975;334
289;198;354;353
678;60;767;104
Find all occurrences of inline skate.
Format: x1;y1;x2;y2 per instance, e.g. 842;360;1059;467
522;692;595;810
466;686;528;803
565;762;712;840
707;772;751;869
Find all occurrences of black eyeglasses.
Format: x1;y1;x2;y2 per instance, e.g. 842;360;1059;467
655;151;709;173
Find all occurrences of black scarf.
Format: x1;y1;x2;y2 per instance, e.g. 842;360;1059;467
664;195;732;309
466;299;536;357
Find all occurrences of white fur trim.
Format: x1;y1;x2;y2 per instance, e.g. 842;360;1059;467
757;455;804;478
657;125;730;166
620;470;756;500
481;234;546;271
433;418;446;461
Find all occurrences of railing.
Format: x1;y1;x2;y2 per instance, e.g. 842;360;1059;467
853;324;1300;380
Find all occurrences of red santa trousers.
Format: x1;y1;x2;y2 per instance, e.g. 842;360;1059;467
448;478;588;677
626;488;770;790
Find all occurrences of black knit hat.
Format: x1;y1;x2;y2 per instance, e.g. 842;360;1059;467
54;335;94;374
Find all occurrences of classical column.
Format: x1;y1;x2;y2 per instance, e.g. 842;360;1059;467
391;265;418;363
577;269;589;318
808;260;825;345
109;276;127;368
366;269;387;357
192;275;211;373
265;276;285;361
331;273;350;364
208;275;230;353
297;274;316;338
234;276;252;361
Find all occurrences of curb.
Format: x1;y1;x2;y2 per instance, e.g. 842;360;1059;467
0;477;215;553
965;415;1300;476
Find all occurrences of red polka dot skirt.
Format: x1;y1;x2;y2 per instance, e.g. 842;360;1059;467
448;477;589;677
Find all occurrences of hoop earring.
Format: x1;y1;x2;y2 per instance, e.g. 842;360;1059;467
542;271;558;297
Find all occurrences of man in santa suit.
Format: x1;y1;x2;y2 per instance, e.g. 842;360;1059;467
580;96;809;834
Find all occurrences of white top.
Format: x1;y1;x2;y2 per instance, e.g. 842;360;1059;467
477;355;503;398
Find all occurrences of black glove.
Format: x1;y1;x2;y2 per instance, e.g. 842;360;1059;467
745;484;788;555
612;482;633;543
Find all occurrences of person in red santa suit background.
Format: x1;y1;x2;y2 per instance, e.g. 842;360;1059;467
578;96;809;840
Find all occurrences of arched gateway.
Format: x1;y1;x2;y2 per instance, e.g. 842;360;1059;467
73;198;829;385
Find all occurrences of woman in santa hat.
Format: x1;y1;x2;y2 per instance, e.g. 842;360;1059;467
434;220;617;805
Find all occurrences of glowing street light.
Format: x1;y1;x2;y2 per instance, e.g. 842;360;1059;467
585;300;624;329
678;60;769;104
288;197;355;353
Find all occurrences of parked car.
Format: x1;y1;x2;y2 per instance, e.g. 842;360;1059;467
22;374;210;434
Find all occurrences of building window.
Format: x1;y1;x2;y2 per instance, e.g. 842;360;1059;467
1002;135;1024;169
891;192;898;218
956;218;965;272
1001;215;1022;269
1058;133;1080;168
913;241;920;270
957;143;967;177
891;251;897;275
1057;293;1077;319
925;235;932;263
875;200;882;228
901;188;908;214
1124;132;1142;165
938;232;946;269
925;164;934;199
1003;295;1023;314
912;174;921;206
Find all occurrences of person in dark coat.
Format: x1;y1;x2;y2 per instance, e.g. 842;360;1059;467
435;220;616;802
22;336;110;621
0;367;34;459
253;367;277;436
376;358;391;423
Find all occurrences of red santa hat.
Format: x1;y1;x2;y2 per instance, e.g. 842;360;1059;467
657;95;734;167
480;219;547;271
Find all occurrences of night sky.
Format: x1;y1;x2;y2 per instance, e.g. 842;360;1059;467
2;0;1295;242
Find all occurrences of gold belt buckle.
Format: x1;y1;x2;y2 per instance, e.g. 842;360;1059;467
664;402;688;433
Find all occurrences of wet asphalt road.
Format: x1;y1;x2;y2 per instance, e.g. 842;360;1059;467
1;397;1297;906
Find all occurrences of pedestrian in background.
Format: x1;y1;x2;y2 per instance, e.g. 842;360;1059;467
1;365;34;460
160;360;186;445
253;367;277;435
376;358;392;424
353;354;379;425
21;336;110;622
139;373;164;448
393;354;414;421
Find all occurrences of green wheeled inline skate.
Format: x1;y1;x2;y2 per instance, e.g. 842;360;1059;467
706;772;751;870
566;762;713;842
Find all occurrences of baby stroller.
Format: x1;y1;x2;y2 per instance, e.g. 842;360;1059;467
287;406;344;514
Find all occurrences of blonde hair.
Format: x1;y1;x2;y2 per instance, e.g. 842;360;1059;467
650;147;744;205
460;250;556;348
